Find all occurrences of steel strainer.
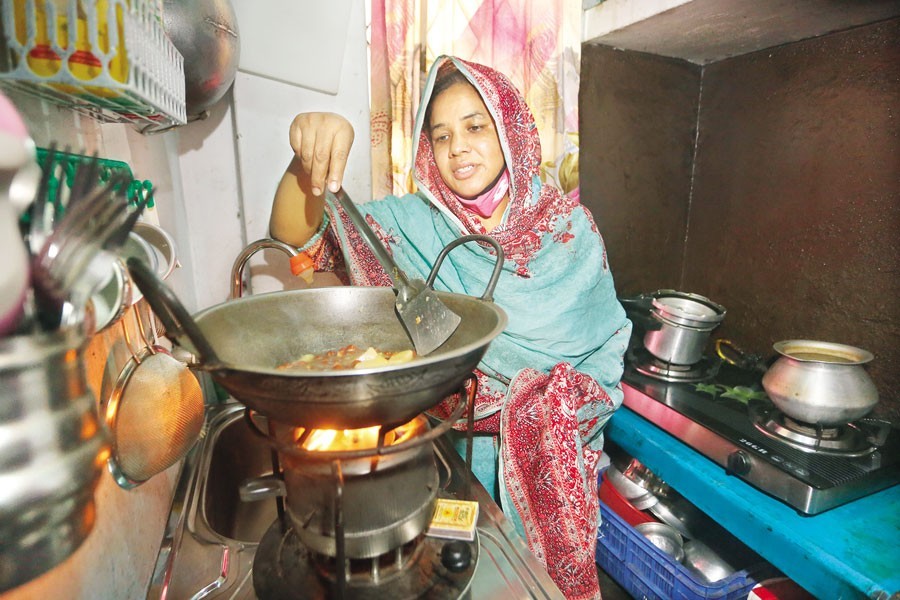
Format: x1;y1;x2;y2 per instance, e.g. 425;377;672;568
103;304;205;488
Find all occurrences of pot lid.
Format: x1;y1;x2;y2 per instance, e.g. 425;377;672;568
650;290;726;326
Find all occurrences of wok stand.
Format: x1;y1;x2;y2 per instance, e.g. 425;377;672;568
243;375;478;599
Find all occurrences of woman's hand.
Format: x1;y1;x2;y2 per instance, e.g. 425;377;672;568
289;112;355;196
270;113;355;247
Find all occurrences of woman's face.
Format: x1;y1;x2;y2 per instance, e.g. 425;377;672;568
428;82;505;200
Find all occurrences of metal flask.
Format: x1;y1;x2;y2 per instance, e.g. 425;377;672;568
0;325;108;592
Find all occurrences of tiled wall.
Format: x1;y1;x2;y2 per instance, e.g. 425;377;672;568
581;18;900;420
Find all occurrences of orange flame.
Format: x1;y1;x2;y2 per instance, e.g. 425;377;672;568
297;420;419;451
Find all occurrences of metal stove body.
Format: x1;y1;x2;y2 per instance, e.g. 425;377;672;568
622;347;900;514
146;401;562;599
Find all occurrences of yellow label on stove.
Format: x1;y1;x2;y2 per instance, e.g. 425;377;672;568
427;499;479;541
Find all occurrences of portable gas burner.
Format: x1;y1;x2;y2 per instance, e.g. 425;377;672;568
621;357;900;514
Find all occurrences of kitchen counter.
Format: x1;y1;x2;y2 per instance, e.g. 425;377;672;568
607;387;900;600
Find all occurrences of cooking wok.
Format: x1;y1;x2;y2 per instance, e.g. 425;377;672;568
126;235;507;429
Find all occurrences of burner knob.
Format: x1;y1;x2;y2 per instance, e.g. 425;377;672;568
440;540;472;573
726;450;752;476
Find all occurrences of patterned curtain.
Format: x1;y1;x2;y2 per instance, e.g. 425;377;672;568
369;0;582;201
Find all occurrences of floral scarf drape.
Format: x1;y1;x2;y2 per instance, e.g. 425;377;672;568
369;0;582;201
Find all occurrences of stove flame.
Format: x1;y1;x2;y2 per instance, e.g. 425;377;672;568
296;420;419;452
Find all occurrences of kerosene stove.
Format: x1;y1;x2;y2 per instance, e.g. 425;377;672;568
147;391;563;599
245;387;478;600
622;345;900;515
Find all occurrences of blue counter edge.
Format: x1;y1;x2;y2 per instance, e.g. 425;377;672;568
604;400;900;599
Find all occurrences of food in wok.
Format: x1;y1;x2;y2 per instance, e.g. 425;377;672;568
278;344;417;371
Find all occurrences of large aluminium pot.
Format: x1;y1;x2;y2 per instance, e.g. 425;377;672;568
761;340;879;426
127;236;507;429
642;290;726;365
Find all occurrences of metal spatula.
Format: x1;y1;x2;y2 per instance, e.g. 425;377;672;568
328;189;461;355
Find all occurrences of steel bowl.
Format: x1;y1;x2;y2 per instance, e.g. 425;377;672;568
621;458;674;499
635;521;684;563
163;0;240;117
682;539;736;583
132;222;178;281
647;492;709;540
606;464;658;511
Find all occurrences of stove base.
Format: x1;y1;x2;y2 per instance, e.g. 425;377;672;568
253;519;477;599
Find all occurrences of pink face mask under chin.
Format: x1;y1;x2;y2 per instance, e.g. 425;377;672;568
454;170;510;218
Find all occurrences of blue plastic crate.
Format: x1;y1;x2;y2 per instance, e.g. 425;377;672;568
596;502;772;600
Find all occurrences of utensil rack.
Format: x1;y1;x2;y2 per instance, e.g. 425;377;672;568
0;0;185;130
20;146;155;227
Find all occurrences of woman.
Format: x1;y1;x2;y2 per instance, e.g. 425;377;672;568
270;56;630;600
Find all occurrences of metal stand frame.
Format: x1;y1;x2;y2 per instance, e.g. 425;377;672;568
243;375;478;599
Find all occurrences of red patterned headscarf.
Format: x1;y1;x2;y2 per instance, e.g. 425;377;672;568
412;56;570;274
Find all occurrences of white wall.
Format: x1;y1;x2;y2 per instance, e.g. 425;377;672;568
582;0;693;41
190;0;372;307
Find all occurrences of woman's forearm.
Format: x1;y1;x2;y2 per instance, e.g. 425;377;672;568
269;156;326;247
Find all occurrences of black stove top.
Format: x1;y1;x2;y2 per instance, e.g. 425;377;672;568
622;353;900;515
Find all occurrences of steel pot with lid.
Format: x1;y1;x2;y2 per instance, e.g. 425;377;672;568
761;340;879;425
641;290;726;365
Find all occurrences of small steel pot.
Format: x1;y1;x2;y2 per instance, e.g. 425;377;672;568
635;522;685;563
643;291;726;365
762;340;879;426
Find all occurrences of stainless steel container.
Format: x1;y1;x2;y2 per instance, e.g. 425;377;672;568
643;291;726;365
0;326;108;592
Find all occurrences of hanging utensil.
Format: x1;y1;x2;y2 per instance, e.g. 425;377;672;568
328;189;461;356
27;144;65;258
101;304;205;489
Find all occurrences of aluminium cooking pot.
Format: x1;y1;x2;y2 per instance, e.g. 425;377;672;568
126;235;508;429
761;340;879;426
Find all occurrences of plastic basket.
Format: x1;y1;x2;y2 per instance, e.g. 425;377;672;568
0;0;185;128
596;502;772;600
